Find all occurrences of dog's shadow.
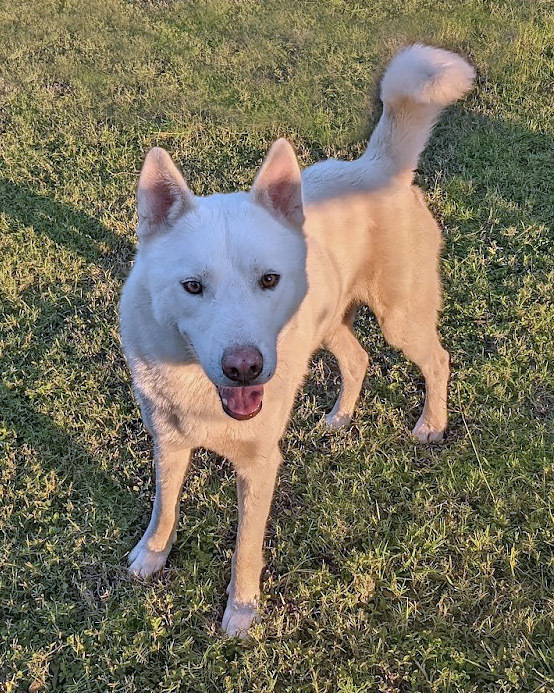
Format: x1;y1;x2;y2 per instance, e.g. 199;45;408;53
0;182;142;566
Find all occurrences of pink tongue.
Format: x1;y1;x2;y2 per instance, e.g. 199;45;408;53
218;385;264;420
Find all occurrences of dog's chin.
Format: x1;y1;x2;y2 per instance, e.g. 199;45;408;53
217;385;264;421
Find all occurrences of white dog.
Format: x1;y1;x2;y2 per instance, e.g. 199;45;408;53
120;45;474;636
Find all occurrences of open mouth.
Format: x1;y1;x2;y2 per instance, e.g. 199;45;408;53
218;385;264;420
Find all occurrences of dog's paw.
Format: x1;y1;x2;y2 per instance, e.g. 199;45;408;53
128;543;170;578
222;598;258;638
412;415;445;443
325;410;352;430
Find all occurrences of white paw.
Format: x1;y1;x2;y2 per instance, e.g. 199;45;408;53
221;597;258;638
412;415;446;443
128;542;171;578
325;409;352;430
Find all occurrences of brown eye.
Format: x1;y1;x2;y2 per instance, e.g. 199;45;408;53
260;273;280;290
182;280;203;295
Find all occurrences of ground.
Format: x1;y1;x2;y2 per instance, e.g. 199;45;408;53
0;1;553;691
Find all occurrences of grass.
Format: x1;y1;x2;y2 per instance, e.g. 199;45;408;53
0;0;553;690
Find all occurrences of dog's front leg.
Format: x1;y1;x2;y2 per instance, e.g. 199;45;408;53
128;440;191;577
222;447;281;637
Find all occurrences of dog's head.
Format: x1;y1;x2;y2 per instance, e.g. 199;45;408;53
135;139;308;420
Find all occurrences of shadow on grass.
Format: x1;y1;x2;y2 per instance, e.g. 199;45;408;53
0;179;134;275
0;179;140;527
0;181;151;687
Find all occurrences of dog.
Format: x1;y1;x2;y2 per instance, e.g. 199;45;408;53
119;44;475;636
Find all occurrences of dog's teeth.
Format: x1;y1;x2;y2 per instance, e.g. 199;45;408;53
222;398;228;406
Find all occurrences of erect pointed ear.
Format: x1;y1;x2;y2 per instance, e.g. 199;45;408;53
137;147;194;237
250;138;304;229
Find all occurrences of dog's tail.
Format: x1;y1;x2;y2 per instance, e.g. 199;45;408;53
364;45;475;183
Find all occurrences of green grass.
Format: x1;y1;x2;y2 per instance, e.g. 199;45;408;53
1;0;553;690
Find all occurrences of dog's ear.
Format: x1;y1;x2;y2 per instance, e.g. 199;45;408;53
251;138;304;229
137;147;194;237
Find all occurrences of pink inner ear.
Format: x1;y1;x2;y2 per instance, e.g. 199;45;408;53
252;139;303;227
261;176;303;227
148;177;178;224
268;179;300;218
140;173;187;227
138;147;191;233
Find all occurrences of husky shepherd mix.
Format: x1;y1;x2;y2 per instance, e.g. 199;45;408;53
120;45;474;636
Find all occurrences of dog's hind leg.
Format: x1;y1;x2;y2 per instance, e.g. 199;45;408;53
128;441;191;577
323;307;369;429
409;338;450;442
379;309;449;442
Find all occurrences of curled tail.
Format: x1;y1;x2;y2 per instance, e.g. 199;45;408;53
365;45;475;183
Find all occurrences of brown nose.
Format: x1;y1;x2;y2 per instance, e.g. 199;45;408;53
222;346;263;383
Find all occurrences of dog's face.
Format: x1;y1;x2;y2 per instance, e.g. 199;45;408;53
136;140;308;420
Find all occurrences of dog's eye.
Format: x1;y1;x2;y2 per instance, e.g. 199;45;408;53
260;273;280;290
182;280;203;295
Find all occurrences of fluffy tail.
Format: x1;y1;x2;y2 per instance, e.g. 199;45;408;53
365;45;475;182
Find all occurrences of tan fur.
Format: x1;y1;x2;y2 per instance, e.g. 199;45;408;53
120;45;474;636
